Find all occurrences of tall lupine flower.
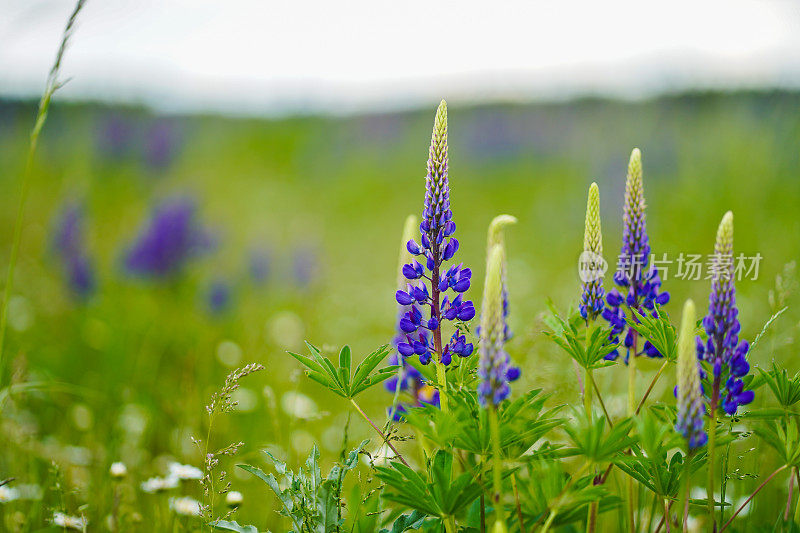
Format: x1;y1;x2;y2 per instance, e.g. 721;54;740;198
487;215;517;341
697;212;754;415
396;101;475;376
603;149;670;361
52;203;95;298
676;299;707;449
580;182;605;321
478;244;520;406
124;197;213;278
386;215;439;420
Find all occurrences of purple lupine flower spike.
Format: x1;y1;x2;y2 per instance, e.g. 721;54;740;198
696;212;753;415
397;100;474;368
387;215;439;420
52;203;96;299
602;149;669;362
124;197;213;278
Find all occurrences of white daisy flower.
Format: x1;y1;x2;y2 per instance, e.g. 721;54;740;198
169;496;202;517
140;475;179;493
225;490;243;507
0;485;19;503
52;512;88;530
167;462;204;481
109;462;127;478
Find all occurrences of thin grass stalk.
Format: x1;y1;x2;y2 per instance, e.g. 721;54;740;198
0;0;88;388
540;462;591;533
718;465;787;533
349;399;410;468
511;473;526;533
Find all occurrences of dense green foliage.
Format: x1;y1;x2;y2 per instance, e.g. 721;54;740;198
0;91;799;531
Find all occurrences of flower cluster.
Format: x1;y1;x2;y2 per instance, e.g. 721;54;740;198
386;216;440;419
395;101;475;367
603;149;670;361
580;183;604;321
478;243;521;406
697;212;754;415
124;197;213;278
675;299;707;449
52;203;95;298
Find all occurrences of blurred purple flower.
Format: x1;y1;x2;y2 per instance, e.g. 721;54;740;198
124;198;213;278
52;203;95;298
145;120;181;170
207;279;232;314
292;246;318;287
95;114;135;160
249;248;271;284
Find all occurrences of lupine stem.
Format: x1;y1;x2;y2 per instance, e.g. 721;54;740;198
680;451;693;531
489;407;507;530
627;331;638;533
430;265;449;413
584;357;598;533
707;380;719;533
350;399;410;468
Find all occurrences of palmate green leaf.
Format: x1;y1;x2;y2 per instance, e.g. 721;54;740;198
757;363;800;408
375;450;491;520
562;412;637;464
517;459;620;527
544;312;617;370
754;418;800;467
288;342;395;399
626;305;678;361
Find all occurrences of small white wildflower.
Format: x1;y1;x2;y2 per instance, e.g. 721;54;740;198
52;512;88;530
0;485;19;503
280;391;318;419
167;462;203;481
140;475;179;493
169;496;202;517
225;490;243;507
109;462;127;478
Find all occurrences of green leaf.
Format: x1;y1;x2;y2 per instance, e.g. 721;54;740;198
379;510;427;533
338;345;352;390
211;520;260;533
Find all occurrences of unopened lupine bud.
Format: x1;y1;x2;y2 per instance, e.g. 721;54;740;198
478;244;519;406
676;299;707;449
580;183;605;321
487;215;517;340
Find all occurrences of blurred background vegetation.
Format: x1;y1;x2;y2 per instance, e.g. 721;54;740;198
0;91;799;529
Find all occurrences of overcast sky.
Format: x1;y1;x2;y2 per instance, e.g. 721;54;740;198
2;0;800;116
